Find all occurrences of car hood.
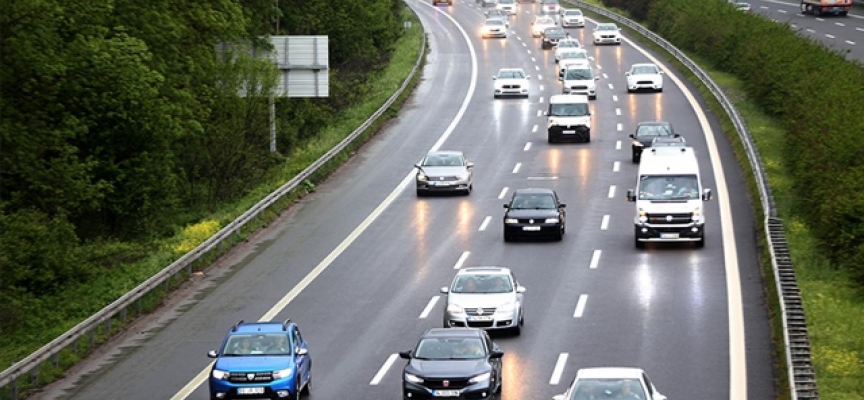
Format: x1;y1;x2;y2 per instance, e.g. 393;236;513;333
544;33;567;40
563;78;596;86
628;74;661;81
495;78;526;86
215;356;293;372
419;166;467;177
406;359;490;378
560;60;589;69
447;292;514;308
505;209;560;219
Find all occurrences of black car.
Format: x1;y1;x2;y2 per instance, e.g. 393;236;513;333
503;188;566;241
542;27;568;49
629;121;677;163
400;328;504;400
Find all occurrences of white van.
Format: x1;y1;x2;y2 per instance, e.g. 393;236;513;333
625;147;712;248
546;94;591;143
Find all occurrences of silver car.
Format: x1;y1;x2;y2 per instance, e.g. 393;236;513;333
415;151;474;196
441;267;526;335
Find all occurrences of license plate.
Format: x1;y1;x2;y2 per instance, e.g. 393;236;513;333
433;390;461;397
238;387;265;395
660;233;679;239
434;182;450;187
469;316;493;321
563;130;576;134
523;226;541;231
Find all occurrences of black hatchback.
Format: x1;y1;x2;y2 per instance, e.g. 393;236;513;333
629;121;677;163
400;328;504;400
503;188;566;241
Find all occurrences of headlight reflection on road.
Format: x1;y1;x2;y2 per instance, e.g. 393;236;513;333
500;350;528;400
634;262;656;314
628;91;637;123
547;147;561;175
615;45;623;71
456;200;474;241
654;94;664;122
575;147;591;189
413;200;429;263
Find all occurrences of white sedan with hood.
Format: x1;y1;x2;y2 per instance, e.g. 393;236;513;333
626;63;664;92
493;68;530;98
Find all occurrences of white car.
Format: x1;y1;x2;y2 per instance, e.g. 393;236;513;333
481;18;508;38
561;9;586;27
553;368;667;400
493;68;530;98
560;64;597;99
558;49;591;76
554;38;581;63
540;0;560;14
625;63;664;93
496;0;517;14
440;267;526;334
531;15;557;37
592;22;622;45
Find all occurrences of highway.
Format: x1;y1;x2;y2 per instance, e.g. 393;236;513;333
36;1;776;399
750;0;864;61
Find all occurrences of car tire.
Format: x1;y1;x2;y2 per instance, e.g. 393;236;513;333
416;189;424;197
504;231;513;242
627;88;634;93
632;151;640;163
657;87;663;93
590;94;596;100
293;380;302;400
695;235;705;248
585;133;591;143
554;229;563;241
635;237;645;249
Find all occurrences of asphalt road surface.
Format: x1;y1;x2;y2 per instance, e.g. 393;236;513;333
35;1;777;399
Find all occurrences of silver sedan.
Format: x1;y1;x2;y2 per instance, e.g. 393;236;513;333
441;267;526;335
415;151;474;196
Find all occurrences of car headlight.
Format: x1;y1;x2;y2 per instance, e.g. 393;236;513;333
212;369;230;380
638;208;648;223
544;218;560;223
272;367;294;380
548;118;556;126
447;304;465;314
505;218;518;224
417;173;428;182
469;372;492;383
692;208;702;221
405;373;424;384
497;302;515;314
457;172;470;181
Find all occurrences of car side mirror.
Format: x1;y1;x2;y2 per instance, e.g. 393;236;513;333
553;395;567;400
629;134;636;139
660;71;665;75
625;72;631;76
399;351;413;359
702;189;713;201
544;111;549;116
525;76;531;79
207;350;218;358
674;133;680;138
489;350;505;359
503;204;510;209
466;162;474;168
627;189;636;202
516;286;526;293
440;286;450;293
296;348;308;356
559;203;566;208
594;77;600;80
492;76;497;80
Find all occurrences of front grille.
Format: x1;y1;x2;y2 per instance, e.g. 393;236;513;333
465;307;496;315
431;176;459;181
424;378;471;390
646;213;692;224
503;84;521;89
467;320;495;328
228;371;274;383
637;80;654;85
601;35;616;39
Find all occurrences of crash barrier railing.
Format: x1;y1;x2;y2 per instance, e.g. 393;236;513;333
0;5;427;398
568;1;818;398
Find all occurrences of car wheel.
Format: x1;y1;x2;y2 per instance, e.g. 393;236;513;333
504;231;513;242
635;237;645;249
657;87;663;93
293;380;302;400
590;94;597;100
554;230;563;241
632;151;640;163
585;133;591;143
695;235;705;248
416;189;424;197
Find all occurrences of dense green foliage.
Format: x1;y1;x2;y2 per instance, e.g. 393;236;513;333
0;0;404;335
599;0;655;20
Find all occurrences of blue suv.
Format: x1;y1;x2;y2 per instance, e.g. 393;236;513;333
207;319;311;400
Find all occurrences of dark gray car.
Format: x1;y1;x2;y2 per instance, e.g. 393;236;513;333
542;27;568;49
629;121;677;163
415;151;474;196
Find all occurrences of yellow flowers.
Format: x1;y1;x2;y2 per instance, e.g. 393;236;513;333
174;220;221;254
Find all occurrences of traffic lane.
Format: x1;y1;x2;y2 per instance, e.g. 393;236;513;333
45;2;481;399
749;0;863;59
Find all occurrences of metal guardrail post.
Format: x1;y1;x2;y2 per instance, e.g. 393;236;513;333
568;1;815;398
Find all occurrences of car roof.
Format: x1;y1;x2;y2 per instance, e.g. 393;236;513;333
485;18;505;23
637;121;671;127
597;23;617;27
426;150;464;157
423;327;484;338
549;94;589;104
576;367;646;380
232;320;294;334
513;188;556;195
458;266;512;275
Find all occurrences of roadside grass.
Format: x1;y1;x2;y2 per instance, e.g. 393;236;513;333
0;5;424;397
571;1;864;397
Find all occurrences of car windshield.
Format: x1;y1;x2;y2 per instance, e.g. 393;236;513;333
499;0;514;3
638;175;699;200
510;194;557;209
545;28;565;36
543;0;559;4
486;19;504;26
414;337;486;360
598;24;617;31
631;65;659;75
222;334;291;356
565;10;583;16
569;378;646;400
536;17;554;25
497;70;525;79
635;124;672;138
558;40;579;48
562;51;588;60
452;274;513;294
564;68;593;80
423;154;464;167
549;103;589;116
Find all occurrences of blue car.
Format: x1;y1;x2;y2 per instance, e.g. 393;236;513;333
208;319;311;400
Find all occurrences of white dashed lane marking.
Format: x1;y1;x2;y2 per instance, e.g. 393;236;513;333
370;354;399;385
419;296;440;318
549;353;569;385
532;124;538;133
608;185;616;198
512;163;522;174
613;161;620;172
612;95;619;102
479;216;492;231
589;250;602;269
454;251;470;269
615;140;622;150
573;295;588;318
524;142;532;151
616;123;623;131
600;215;610;230
498;187;509;200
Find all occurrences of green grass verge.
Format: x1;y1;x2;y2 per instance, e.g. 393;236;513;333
0;5;424;398
569;1;864;398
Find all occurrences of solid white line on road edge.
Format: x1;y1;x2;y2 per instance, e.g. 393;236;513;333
498;187;509;200
479;216;492;232
600;215;610;230
513;163;522;174
532;124;538;133
549;353;569;385
589;250;602;269
608;185;616;199
454;251;471;269
616;123;623;131
524;142;532;151
590;15;749;399
826;34;836;39
613;161;620;172
419;296;440;318
370;354;399;385
846;40;856;45
615;140;622;150
573;295;588;318
173;3;481;397
615;108;621;116
612;95;619;102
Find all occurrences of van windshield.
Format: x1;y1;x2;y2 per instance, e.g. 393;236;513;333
549;103;589;117
638;175;699;200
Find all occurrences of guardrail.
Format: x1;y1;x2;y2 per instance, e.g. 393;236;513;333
0;5;427;398
567;1;818;398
